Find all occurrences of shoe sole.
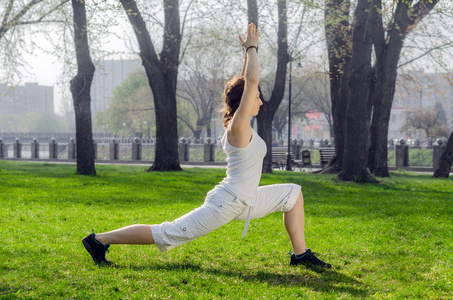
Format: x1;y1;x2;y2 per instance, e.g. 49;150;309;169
290;260;331;268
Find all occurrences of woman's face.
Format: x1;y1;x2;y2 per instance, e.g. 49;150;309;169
252;91;263;116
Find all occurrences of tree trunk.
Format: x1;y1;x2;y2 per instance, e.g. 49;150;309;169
70;0;96;175
119;0;182;171
338;0;375;182
193;129;202;140
247;0;258;27
321;0;351;174
368;65;398;177
368;0;439;177
152;80;181;171
367;0;407;177
206;124;211;138
256;0;288;173
256;104;274;173
194;119;205;139
433;130;453;178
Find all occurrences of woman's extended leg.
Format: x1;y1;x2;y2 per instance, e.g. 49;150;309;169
283;191;306;255
82;225;154;264
95;225;154;245
83;187;244;264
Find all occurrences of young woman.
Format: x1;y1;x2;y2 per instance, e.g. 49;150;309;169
83;23;331;269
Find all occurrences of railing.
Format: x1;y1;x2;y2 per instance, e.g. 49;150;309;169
0;136;449;170
0;137;228;165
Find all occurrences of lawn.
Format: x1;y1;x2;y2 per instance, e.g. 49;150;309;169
0;161;451;299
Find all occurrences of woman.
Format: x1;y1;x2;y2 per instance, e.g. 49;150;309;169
82;23;331;269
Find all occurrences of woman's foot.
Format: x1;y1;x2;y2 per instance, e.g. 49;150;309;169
82;233;111;265
290;249;331;268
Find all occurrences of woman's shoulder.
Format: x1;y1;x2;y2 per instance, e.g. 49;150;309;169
226;126;253;149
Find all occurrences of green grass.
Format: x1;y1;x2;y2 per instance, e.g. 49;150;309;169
0;161;452;299
387;148;434;167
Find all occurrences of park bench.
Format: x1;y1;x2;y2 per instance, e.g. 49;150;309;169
319;147;335;168
272;147;303;171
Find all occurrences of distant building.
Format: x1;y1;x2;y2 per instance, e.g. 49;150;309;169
388;107;406;139
91;59;142;115
0;82;54;117
301;111;331;141
389;70;453;139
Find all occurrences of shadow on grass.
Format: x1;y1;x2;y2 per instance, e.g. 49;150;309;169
111;261;369;298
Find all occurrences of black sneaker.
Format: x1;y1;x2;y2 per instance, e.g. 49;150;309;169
82;232;111;265
290;249;331;268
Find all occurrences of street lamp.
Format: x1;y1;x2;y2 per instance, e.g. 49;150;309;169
286;61;302;171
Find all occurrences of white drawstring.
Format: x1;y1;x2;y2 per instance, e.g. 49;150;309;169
241;206;253;239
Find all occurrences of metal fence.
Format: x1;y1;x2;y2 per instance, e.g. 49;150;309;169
0;136;448;169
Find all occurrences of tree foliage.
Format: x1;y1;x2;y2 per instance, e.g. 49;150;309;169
0;0;69;83
177;37;227;139
400;108;450;139
96;70;155;138
4;111;73;133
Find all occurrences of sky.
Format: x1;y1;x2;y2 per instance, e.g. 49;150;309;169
10;0;453;117
18;28;135;116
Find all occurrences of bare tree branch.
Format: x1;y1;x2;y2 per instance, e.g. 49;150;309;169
398;41;453;68
18;0;69;26
0;0;44;39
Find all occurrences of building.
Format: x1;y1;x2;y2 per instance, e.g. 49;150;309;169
0;82;54;117
90;59;142;116
300;111;331;141
389;70;453;139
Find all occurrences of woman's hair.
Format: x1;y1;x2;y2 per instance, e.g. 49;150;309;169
223;75;245;128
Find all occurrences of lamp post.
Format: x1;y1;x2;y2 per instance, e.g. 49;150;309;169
286;60;293;171
286;61;302;171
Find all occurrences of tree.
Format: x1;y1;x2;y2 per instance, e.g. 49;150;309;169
69;0;96;175
0;113;20;132
434;102;447;126
272;98;310;140
338;0;375;182
270;72;330;140
0;0;68;39
433;130;453;178
96;70;155;138
299;72;332;138
119;0;182;171
18;112;72;133
367;0;441;177
253;0;289;173
324;0;444;181
0;0;69;83
323;0;351;174
400;108;441;138
177;44;225;139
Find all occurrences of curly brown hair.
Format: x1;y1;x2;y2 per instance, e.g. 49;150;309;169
223;75;245;128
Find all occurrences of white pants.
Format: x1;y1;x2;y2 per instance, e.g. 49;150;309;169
151;183;301;252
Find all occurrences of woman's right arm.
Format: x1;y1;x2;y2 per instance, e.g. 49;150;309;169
228;23;259;148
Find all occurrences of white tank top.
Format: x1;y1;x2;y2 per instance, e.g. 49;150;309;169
218;128;267;206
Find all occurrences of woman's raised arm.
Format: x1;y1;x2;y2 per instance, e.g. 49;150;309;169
228;23;259;148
